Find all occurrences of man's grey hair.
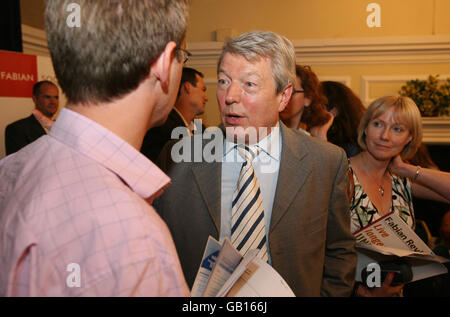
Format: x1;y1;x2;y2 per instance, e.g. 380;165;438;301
217;31;296;94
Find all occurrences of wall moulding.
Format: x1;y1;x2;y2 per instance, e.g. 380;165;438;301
20;25;450;144
21;24;49;57
361;74;450;105
22;25;450;67
186;35;450;68
361;75;450;144
317;76;352;87
422;117;450;145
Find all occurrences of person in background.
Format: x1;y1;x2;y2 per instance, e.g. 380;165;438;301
407;143;448;243
141;67;208;162
349;95;450;296
321;81;366;158
408;143;439;170
0;0;190;297
434;211;450;274
280;65;332;139
404;211;450;297
427;210;450;296
5;80;59;155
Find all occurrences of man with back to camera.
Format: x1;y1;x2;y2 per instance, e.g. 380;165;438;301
0;0;190;296
155;31;357;296
141;67;209;161
5;80;59;155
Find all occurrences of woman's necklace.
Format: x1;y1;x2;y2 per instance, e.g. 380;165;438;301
367;171;386;196
378;183;385;196
360;154;388;196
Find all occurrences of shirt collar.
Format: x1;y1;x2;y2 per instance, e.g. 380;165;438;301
297;127;311;136
49;108;170;199
174;107;196;136
224;122;281;161
173;107;190;128
32;109;53;134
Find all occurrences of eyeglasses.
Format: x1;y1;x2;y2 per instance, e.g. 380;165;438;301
292;89;304;94
176;47;192;64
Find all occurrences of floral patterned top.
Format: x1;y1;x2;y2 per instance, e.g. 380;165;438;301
349;163;415;234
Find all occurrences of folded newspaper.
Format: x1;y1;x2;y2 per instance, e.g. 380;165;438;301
191;236;295;297
353;211;449;283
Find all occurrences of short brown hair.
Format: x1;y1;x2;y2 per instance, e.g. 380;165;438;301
297;65;330;129
180;67;204;88
33;80;57;97
45;0;189;105
357;95;422;160
321;81;365;152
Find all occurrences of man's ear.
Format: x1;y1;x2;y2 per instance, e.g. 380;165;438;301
183;82;191;94
151;41;178;93
278;83;293;112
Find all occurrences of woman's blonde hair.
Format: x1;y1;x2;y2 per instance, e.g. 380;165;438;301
357;95;422;160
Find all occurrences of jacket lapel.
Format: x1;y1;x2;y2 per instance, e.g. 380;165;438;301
170;109;187;128
188;125;313;235
28;115;46;137
191;160;222;234
270;124;312;233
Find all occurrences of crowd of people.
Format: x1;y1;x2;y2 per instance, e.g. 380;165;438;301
1;0;449;297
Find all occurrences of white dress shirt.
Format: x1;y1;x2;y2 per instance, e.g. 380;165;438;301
220;124;282;264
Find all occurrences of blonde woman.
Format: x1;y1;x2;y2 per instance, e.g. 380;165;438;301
350;95;450;296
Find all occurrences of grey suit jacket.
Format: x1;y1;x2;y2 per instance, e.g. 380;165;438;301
155;123;356;296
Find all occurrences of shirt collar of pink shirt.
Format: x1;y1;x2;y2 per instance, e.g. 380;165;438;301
50;108;170;200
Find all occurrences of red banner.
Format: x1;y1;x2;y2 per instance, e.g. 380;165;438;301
0;50;38;98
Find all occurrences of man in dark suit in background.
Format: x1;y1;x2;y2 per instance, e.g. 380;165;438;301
141;67;208;161
5;80;59;155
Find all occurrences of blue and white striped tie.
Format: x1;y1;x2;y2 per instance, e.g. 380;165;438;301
231;145;268;262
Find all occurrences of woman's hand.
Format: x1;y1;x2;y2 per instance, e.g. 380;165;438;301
388;154;450;203
310;111;334;141
388;155;410;177
357;272;404;297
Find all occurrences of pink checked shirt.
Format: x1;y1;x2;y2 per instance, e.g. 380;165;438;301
0;108;190;297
